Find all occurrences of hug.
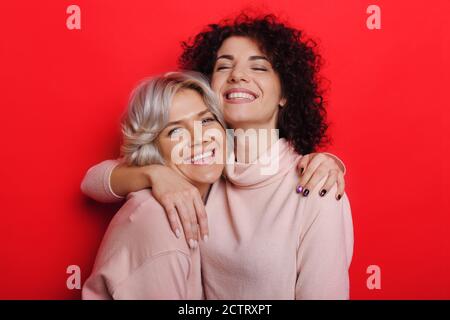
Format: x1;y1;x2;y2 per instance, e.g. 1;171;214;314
81;13;354;300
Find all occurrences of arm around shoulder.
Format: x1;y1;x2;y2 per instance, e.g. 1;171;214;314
80;158;158;203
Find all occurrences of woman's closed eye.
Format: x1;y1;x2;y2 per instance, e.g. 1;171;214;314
216;65;268;72
216;65;231;71
251;66;268;71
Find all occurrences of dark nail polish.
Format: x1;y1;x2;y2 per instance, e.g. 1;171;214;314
337;194;342;200
303;189;309;197
320;189;327;197
296;185;303;194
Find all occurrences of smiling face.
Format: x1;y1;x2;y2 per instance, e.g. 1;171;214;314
156;88;226;195
211;36;286;130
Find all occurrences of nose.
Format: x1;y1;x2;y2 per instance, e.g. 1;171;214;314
227;66;249;84
187;120;211;151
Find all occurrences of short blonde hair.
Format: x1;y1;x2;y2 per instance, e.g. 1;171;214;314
120;71;225;166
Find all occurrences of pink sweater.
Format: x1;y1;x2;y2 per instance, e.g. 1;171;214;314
81;138;353;299
82;190;203;299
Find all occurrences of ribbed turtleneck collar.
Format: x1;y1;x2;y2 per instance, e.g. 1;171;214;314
224;138;301;189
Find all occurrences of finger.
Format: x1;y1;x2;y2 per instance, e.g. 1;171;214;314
316;169;339;197
191;223;200;246
184;198;199;247
336;171;346;200
297;153;312;176
175;201;196;249
160;198;182;239
298;153;327;190
302;165;331;197
193;194;209;242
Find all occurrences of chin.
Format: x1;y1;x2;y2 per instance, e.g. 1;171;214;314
184;165;224;185
224;110;254;127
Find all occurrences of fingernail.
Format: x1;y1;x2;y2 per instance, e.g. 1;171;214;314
194;240;198;249
175;229;181;238
296;185;303;194
337;194;342;201
203;235;208;242
319;189;327;197
303;189;310;197
189;239;195;249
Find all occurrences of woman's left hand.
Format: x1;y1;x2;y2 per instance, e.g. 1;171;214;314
296;153;346;200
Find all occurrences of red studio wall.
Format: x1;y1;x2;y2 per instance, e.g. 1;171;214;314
0;0;448;299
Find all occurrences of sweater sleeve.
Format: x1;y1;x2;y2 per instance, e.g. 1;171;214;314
80;159;125;203
82;251;193;300
295;182;354;300
111;251;192;300
82;193;202;300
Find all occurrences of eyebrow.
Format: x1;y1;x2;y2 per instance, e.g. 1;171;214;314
165;109;212;127
216;54;269;62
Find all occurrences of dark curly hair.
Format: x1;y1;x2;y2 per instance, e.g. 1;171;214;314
179;13;331;155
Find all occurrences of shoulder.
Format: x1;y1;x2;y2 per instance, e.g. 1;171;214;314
86;190;191;294
125;189;162;211
297;178;354;264
306;177;341;208
114;190;175;239
101;189;189;258
110;189;165;224
298;176;352;234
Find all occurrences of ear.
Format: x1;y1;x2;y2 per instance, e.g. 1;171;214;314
279;97;287;107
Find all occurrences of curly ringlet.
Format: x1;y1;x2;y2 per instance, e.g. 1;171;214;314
120;71;226;166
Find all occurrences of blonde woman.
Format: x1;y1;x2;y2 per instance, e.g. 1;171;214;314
82;71;227;299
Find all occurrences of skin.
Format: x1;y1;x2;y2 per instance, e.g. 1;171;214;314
108;36;346;246
211;36;345;194
211;36;286;163
155;88;225;248
212;37;286;131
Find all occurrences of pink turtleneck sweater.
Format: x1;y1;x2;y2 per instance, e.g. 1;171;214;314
81;139;353;299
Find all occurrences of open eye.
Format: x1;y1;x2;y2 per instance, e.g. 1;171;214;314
201;117;217;125
168;127;182;137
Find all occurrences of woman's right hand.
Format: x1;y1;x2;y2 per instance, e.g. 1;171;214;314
147;165;208;249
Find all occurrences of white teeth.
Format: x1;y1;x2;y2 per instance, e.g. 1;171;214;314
226;92;256;100
191;150;213;163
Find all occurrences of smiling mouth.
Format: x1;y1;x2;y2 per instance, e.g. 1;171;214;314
223;89;258;104
186;148;216;165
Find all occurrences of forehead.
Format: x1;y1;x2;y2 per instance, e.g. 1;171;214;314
169;89;209;119
217;36;264;56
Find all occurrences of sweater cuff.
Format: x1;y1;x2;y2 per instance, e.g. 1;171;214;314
104;159;126;200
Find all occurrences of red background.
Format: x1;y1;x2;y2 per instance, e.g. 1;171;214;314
0;0;449;299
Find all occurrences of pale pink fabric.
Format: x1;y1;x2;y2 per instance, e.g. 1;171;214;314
82;190;203;300
81;139;353;299
81;159;126;203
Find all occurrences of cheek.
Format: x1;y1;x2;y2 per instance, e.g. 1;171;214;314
211;126;227;147
157;139;173;162
262;76;282;97
210;73;224;92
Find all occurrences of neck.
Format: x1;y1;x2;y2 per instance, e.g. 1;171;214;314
195;183;212;203
233;125;280;164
